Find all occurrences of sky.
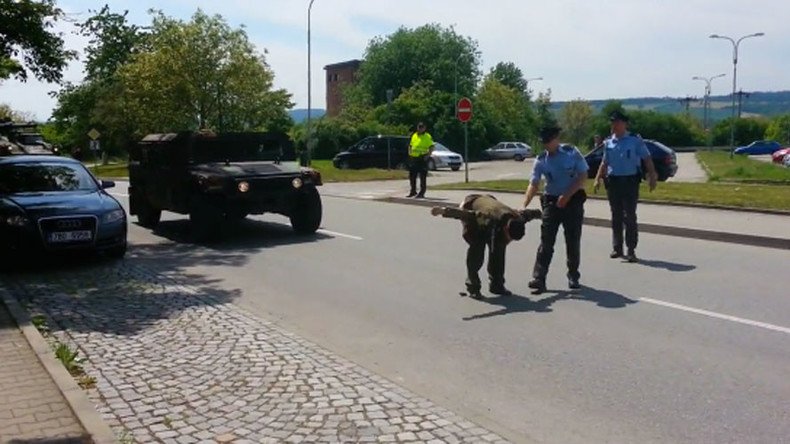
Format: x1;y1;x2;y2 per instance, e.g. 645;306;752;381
2;0;789;121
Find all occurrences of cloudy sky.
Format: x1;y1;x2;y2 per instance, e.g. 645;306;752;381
2;0;788;120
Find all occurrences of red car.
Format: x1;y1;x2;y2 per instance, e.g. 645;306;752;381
772;147;790;164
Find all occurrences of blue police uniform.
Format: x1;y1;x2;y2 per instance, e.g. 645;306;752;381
602;132;650;257
530;145;588;288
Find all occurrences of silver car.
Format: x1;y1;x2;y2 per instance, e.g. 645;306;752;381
482;141;533;161
428;143;464;171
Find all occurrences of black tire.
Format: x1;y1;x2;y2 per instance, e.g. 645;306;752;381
514;154;524;161
225;210;248;221
338;160;351;170
105;243;127;259
190;203;223;242
427;158;437;171
135;196;161;228
290;188;322;234
451;165;460;171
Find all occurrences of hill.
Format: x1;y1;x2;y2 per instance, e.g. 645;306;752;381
552;90;790;122
289;108;326;123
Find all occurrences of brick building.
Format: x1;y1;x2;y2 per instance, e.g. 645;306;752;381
324;60;362;117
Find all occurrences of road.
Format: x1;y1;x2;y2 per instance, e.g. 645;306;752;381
106;182;789;443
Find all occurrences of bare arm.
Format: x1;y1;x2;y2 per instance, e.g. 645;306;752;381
593;159;607;193
523;182;540;208
643;157;657;191
557;175;586;208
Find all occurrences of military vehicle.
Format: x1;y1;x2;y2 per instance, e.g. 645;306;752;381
0;120;59;156
127;131;322;240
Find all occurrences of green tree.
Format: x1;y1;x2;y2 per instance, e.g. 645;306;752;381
0;103;35;121
0;0;76;82
353;23;480;106
765;114;790;145
488;62;527;94
117;10;292;133
475;77;535;152
558;99;594;149
711;117;769;146
77;5;149;82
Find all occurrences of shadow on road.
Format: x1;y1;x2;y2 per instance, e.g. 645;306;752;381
636;259;696;272
7;436;91;444
463;285;637;321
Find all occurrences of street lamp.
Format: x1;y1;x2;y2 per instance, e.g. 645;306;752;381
305;0;316;167
525;76;543;97
691;73;726;132
709;32;764;157
454;53;464;113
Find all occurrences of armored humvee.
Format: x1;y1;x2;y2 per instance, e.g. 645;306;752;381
128;131;322;240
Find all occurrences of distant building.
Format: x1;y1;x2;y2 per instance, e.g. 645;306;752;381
324;60;362;117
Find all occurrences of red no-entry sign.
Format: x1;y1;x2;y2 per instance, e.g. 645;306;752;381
457;97;473;122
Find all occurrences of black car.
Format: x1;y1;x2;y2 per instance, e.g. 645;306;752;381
332;135;410;169
584;139;678;181
128;131;322;240
0;155;127;263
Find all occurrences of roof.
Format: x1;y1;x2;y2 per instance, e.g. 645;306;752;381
0;155;76;164
324;59;363;70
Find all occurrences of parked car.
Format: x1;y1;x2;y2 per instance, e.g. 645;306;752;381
0;155;127;264
429;143;463;171
733;140;781;155
332;135;410;170
585;139;678;181
482;142;533;161
784;154;790;168
771;147;790;164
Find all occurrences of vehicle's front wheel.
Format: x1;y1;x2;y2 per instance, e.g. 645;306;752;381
337;160;351;170
290;188;322;234
428;158;437;171
105;243;127;259
451;165;461;171
190;202;223;242
514;154;524;161
135;196;161;228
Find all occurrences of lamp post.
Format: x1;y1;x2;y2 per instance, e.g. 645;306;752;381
453;53;464;113
691;73;726;132
525;76;543;98
305;0;316;166
709;32;764;157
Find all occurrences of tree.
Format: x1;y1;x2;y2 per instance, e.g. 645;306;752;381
765;114;790;145
487;62;527;94
711;117;769;146
117;10;292;133
559;99;594;150
77;5;149;83
475;77;535;152
353;23;481;106
0;103;35;121
0;0;76;82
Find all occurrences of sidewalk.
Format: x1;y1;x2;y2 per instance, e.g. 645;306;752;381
0;302;89;443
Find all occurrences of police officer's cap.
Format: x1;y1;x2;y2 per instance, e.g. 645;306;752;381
609;110;630;122
539;125;562;143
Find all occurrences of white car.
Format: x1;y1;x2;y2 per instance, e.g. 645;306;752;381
429;143;463;171
482;141;533;161
784;153;790;168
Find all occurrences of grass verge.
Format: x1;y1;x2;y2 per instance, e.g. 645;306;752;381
91;163;129;178
434;179;790;212
696;151;790;183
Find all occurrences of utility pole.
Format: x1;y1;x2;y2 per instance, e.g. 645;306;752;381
678;96;696;114
735;89;751;117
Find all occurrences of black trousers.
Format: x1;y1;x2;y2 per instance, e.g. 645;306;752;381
408;156;428;195
605;174;641;253
464;226;508;292
532;192;585;282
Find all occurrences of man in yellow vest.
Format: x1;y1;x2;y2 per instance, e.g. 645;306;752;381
407;122;434;198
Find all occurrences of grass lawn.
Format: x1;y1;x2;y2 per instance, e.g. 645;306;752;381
434;179;790;212
696;151;790;183
89;160;409;183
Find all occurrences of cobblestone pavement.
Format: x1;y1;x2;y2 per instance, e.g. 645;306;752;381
0;302;89;443
2;260;509;444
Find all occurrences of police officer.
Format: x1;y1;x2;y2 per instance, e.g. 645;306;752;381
593;110;658;263
407;122;434;198
431;195;542;299
524;125;589;295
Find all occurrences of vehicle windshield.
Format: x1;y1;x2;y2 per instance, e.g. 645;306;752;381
433;144;450;152
192;135;286;163
0;162;98;194
18;134;45;144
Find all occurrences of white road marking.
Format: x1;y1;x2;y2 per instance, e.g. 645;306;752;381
317;229;363;241
640;297;790;335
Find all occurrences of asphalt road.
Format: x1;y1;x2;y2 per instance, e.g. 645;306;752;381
108;184;789;443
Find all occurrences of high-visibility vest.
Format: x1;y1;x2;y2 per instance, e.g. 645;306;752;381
410;132;433;157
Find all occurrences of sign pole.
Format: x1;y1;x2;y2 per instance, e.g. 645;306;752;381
464;122;469;183
456;97;473;184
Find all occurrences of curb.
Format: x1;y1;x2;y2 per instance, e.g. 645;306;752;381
381;196;790;251
0;291;119;444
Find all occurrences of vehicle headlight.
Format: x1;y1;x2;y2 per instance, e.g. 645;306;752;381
238;181;250;193
5;215;29;227
103;209;125;224
292;178;303;189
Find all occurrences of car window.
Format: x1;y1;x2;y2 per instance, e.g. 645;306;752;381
0;162;98;193
506;143;517;150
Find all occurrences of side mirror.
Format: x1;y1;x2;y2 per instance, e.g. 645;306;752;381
101;180;116;189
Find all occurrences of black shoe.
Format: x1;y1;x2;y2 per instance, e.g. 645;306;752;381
406;192;417;198
610;250;623;259
416;193;425;199
489;286;512;296
626;251;638;263
468;290;483;299
528;279;546;294
568;278;580;289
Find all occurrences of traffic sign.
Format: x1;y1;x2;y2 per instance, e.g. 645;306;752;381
457;97;473;122
87;128;101;140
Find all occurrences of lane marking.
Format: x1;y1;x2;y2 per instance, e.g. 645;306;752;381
317;229;363;241
640;297;790;335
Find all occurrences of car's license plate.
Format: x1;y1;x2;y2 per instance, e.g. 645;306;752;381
48;230;93;243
